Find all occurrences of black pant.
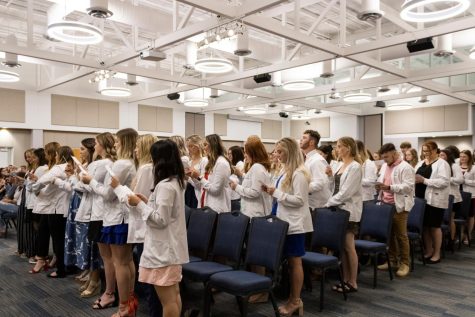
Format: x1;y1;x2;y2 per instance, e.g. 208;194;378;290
38;213;67;274
37;214;50;257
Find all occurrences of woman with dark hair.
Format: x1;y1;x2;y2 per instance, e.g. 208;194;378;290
439;149;463;248
31;145;74;278
56;138;97;285
128;140;188;317
461;150;475;244
415;141;450;264
228;145;245;211
16;148;34;258
190;134;231;213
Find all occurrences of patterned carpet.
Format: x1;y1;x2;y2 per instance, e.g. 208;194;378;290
1;229;475;317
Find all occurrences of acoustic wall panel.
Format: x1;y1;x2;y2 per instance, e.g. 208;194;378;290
422;107;444;132
138;105;173;133
444;104;468;131
214;114;227;136
364;114;382;153
0;88;25;123
44;131;97;148
261;119;282;140
51;95;119;128
156;107;173;132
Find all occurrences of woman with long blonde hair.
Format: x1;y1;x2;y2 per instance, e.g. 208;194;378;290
326;136;363;293
186;135;208;208
262;137;312;316
83;128;138;317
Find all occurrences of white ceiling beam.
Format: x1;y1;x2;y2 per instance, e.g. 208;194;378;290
286;0;338;61
130;84;196;103
262;0;325;18
38;68;95;92
210;84;273;98
451;85;475;93
177;6;195;30
343;16;475;56
108;21;134;50
413;80;475;103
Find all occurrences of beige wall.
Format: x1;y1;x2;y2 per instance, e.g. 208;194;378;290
214;114;227;136
385;104;468;134
261;119;282;140
43;131;97;148
138;105;173;133
51;95;119;129
0;88;25;123
290;117;330;140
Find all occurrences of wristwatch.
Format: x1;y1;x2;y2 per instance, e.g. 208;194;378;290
197;176;202;181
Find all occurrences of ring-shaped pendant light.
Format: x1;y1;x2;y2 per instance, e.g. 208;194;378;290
47;21;104;45
99;87;131;97
282;80;315;91
194;58;233;74
183;99;209;107
0;70;20;82
400;0;470;23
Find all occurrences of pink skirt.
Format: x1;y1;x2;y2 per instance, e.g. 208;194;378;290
138;265;182;286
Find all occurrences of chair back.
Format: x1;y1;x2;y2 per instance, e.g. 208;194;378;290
311;208;349;254
212;211;250;264
408;198;426;233
185;205;193;227
187;207;218;257
245;216;289;274
359;201;395;243
443;195;454;224
458;191;472;220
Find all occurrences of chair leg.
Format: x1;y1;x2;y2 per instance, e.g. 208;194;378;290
236;296;249;317
338;264;347;301
269;291;280;317
203;284;212;317
319;269;325;311
410;239;414;272
458;225;463;250
303;265;312;292
372;254;378;289
386;252;394;281
419;238;426;265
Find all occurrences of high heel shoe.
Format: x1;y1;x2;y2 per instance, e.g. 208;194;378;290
79;278;91;292
29;261;48;274
111;299;135;317
129;292;138;311
278;298;303;317
81;281;101;298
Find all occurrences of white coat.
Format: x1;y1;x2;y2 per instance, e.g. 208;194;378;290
450;163;463;203
305;150;331;209
272;169;313;235
188;157;208;208
73;161;96;223
377;160;415;213
89;159;136;226
362;159;378;201
114;163;154;243
194;156;231;213
32;163;70;216
415;159;450;209
26;165;48;210
326;161;363;223
234;163;272;218
135;177;189;268
462;166;475;196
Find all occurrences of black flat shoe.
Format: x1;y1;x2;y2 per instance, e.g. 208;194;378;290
426;259;440;264
47;271;66;278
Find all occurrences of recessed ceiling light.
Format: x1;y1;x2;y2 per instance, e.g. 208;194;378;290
284;105;294;109
183;99;209;107
282;80;315;91
194;58;233;74
400;0;470;23
387;103;413;111
243;107;266;115
47;21;103;45
291;114;312;120
0;70;20;82
343;92;372;102
99;87;131;97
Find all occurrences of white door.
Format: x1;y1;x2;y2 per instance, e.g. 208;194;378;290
0;147;12;167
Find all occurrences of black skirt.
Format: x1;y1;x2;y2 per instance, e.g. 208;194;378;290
88;220;103;243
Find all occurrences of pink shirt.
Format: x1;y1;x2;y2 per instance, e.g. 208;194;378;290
381;158;403;204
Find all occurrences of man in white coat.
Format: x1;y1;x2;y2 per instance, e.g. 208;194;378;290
300;130;331;210
375;143;415;277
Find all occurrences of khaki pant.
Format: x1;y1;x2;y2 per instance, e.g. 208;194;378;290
388;211;410;266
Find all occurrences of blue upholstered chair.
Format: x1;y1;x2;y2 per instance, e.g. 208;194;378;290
187;207;217;263
302;208;349;311
203;216;289;317
355;201;395;288
441;195;454;257
407;197;427;270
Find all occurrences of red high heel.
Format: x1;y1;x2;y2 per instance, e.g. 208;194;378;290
111;299;135;317
129;292;138;311
29;261;49;274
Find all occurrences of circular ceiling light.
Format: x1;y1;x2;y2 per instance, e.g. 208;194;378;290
0;70;20;82
183;99;209;107
47;21;104;45
400;0;470;23
99;87;131;97
387;103;413;111
284;104;294;109
194;58;233;74
243;107;266;115
343;92;372;102
282;80;315;91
